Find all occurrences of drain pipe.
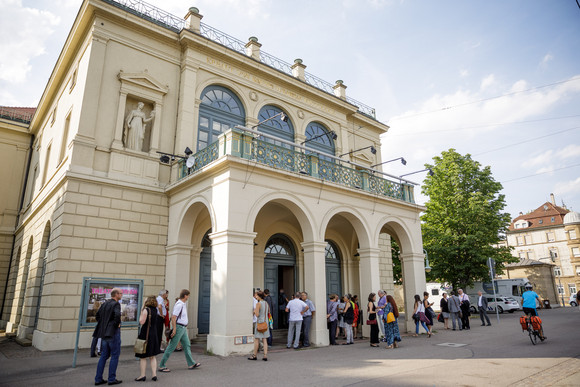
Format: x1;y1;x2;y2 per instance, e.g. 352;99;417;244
0;135;34;322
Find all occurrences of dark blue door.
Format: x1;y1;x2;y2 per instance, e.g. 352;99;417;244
197;249;211;334
325;241;342;297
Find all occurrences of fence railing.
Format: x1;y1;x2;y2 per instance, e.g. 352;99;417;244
178;129;414;203
105;0;377;118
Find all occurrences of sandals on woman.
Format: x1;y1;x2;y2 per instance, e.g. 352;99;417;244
370;344;379;347
158;368;170;373
247;355;257;361
188;363;202;369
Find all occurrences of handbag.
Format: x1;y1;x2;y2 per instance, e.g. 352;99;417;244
256;302;269;333
437;313;444;323
386;312;395;324
134;308;151;354
366;319;377;325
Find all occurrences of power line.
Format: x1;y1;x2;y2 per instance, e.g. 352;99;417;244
473;126;580;156
388;76;580;122
388;114;580;137
501;163;580;183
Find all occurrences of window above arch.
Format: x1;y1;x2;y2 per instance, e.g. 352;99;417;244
325;240;340;261
305;122;335;160
258;105;294;148
265;235;295;256
201;86;244;115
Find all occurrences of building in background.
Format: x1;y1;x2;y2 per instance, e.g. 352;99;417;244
0;0;427;355
503;193;579;306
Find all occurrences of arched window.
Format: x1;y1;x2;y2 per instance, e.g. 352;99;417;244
305;122;335;161
265;234;295;257
325;241;340;261
197;85;245;151
257;105;294;149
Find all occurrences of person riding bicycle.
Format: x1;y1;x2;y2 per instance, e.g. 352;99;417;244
521;283;546;340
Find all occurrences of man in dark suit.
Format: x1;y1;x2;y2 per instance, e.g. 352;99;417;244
477;291;491;326
94;288;123;385
264;289;274;346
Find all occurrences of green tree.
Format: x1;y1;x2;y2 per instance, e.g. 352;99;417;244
391;239;402;285
421;149;515;291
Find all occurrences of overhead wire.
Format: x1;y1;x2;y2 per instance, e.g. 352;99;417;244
501;163;580;183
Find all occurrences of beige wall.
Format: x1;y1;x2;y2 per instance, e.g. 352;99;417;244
505;265;558;306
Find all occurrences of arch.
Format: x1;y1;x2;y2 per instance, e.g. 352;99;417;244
246;191;317;242
197;84;246;151
15;236;34;326
33;221;51;330
257;105;294;148
304;121;335;161
373;215;416;254
173;196;216;246
319;206;372;250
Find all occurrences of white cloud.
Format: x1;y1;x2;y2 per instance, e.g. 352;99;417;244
535;166;554;175
540;53;553;67
554;176;580;196
0;0;60;83
560;144;580;159
480;74;495;91
524;150;554;167
460;69;469;78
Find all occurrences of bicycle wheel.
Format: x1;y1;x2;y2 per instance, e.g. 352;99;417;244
528;327;537;345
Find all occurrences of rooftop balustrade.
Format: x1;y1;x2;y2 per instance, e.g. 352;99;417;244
177;128;414;204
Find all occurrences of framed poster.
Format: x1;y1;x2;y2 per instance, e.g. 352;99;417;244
80;277;143;328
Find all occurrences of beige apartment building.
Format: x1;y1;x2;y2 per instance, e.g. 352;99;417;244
0;0;427;355
504;194;580;306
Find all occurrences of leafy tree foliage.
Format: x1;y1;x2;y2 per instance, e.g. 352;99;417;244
421;149;515;290
391;239;402;285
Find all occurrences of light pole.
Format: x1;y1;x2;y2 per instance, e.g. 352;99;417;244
423;249;431;273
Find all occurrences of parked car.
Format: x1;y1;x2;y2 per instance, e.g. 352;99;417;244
468;295;520;314
570;294;578;307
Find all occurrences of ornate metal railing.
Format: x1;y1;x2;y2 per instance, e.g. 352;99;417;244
177;129;414;203
105;0;377;118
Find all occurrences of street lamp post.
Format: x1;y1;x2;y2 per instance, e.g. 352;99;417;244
423;249;431;273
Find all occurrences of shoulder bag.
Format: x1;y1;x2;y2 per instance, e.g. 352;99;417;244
256;302;269;333
134;308;151;354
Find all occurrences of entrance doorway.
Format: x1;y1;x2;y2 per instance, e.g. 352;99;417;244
197;230;211;334
263;234;296;329
325;241;342;297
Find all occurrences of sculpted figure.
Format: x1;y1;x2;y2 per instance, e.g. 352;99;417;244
124;102;155;151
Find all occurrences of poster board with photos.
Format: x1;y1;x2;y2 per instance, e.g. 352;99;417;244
80;277;143;328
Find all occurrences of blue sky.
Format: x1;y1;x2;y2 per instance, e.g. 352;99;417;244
1;0;579;218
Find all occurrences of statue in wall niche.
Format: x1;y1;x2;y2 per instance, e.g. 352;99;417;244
123;101;155;151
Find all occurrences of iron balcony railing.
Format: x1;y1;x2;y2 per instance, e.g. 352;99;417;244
177;128;414;204
104;0;376;118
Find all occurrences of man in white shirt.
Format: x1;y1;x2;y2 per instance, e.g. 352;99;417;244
156;289;168;350
300;292;316;347
158;289;200;372
285;292;309;349
477;291;491;326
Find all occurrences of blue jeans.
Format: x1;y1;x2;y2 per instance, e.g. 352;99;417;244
287;320;302;348
95;330;121;383
415;320;429;334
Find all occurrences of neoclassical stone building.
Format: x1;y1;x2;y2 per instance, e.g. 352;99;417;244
0;0;426;355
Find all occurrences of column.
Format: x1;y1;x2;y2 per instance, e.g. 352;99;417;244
301;241;329;346
207;230;256;356
358;247;381;338
400;252;427;332
165;244;193;306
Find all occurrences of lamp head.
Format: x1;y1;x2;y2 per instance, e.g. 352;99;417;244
159;155;171;164
401;157;407;165
280;112;289;122
370;146;377;155
184;147;193;156
330;131;338;140
428;169;434;176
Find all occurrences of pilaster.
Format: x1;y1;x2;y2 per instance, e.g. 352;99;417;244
400;252;427;332
357;247;381;338
301;241;329;346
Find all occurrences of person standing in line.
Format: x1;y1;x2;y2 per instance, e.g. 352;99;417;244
384;295;402;349
376;290;387;342
155;290;168;350
440;292;450;330
286;292;308;349
264;289;274;347
342;294;355;345
94;288;123;386
337;297;346;340
158;289;200;373
367;293;379;347
352;295;360;340
477;291;491;326
248;291;270;361
412;294;430;337
423;291;434;336
90;300;102;358
327;294;339;345
301;292;315;347
135;296;161;382
278;289;289;329
448;291;462;331
458;289;471;330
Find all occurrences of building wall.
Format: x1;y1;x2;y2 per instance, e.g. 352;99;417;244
505;265;558;305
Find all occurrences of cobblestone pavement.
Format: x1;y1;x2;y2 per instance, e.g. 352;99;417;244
0;307;578;386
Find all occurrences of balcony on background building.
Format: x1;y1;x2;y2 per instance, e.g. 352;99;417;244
175;128;415;204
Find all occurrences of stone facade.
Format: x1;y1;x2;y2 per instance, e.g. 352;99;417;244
0;0;427;355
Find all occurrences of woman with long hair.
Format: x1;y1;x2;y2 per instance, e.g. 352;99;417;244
367;293;379;347
412;294;430;337
423;291;434;336
135;296;161;382
248;291;270;361
384;295;402;348
342;294;354;345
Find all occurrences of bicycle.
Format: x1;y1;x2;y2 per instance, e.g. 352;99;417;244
521;312;545;345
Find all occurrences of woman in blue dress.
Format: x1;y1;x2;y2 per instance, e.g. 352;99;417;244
383;295;402;349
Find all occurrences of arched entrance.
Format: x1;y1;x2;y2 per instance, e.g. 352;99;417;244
325;240;342;297
263;234;296;329
197;230;212;334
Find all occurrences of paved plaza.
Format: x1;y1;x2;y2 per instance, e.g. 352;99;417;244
1;307;579;386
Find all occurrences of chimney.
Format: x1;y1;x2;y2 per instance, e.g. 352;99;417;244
291;59;306;81
184;7;203;33
550;193;555;205
333;80;347;100
245;37;261;61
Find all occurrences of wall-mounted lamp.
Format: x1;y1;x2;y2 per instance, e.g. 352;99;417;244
339;145;377;158
370;157;406;168
423;249;431;273
157;147;193;165
301;131;337;145
399;168;434;179
252;111;289;129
